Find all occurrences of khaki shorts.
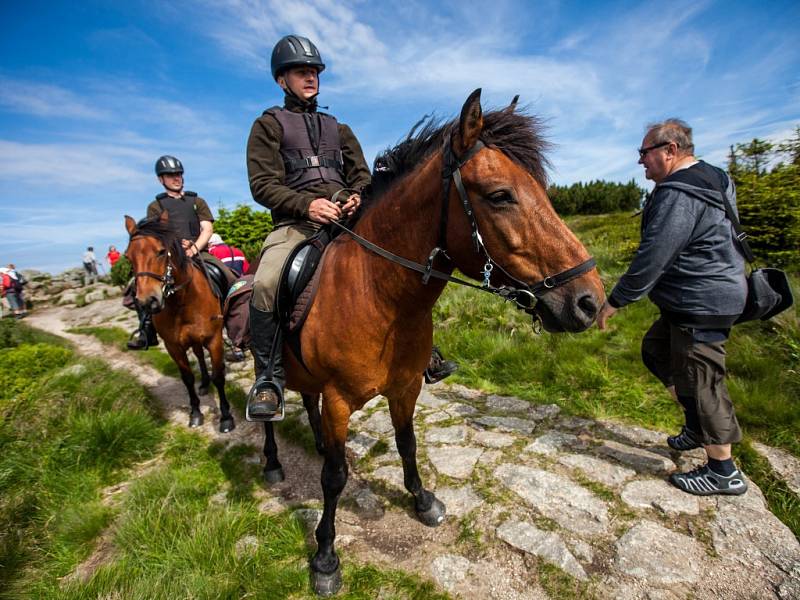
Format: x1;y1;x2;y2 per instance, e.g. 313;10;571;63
641;316;742;446
251;223;318;312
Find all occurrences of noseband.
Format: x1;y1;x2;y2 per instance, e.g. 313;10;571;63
330;135;596;322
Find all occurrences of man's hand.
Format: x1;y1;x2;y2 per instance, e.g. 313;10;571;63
181;239;199;257
596;301;617;330
308;197;343;224
339;193;361;218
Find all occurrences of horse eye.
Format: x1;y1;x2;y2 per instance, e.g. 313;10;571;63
488;190;515;205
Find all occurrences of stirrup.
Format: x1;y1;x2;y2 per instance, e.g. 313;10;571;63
245;381;285;422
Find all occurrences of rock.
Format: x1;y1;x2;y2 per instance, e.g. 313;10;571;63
417;388;448;409
558;453;636;487
424;411;450;424
430;554;471;592
425;425;468;444
428;446;483;479
257;497;286;514
84;290;107;304
495;464;610;535
372;466;405;490
528;403;562;420
293;508;322;531
615;521;704;584
524;432;577;456
445;402;478;417
497;519;587;580
599;420;666;446
472;430;516;448
569;538;594;563
58;290;82;305
478;449;503;466
557;416;595;431
351;487;384;519
362;396;383;410
752;441;800;497
435;485;484;517
486;394;530;412
234;535;259;557
445;383;484;401
597;440;676;474
346;432;380;460
361;411;394;435
471;416;536;434
621;479;700;515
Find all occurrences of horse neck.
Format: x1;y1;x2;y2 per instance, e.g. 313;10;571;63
352;154;449;310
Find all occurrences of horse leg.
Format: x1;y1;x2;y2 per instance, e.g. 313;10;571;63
389;384;446;527
262;422;284;484
302;392;325;455
193;345;211;396
310;393;350;596
208;335;234;434
166;343;204;428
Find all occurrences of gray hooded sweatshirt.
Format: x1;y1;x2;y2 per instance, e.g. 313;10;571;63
609;161;747;328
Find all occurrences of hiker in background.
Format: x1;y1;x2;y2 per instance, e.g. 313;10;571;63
207;233;249;276
107;245;121;268
1;264;27;318
597;118;748;497
82;247;98;285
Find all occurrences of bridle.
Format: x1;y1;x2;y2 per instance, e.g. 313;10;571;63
129;236;191;300
330;134;596;324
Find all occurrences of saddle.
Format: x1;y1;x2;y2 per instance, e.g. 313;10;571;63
202;258;236;309
276;229;332;366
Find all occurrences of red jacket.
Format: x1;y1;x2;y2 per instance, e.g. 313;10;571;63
107;250;121;266
208;243;249;276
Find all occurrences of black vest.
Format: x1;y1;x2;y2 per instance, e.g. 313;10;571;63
155;192;201;240
267;107;346;191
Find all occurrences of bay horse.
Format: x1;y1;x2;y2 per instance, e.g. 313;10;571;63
264;89;605;595
124;213;235;433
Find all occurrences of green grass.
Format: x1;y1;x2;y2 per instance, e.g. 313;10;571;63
434;211;800;538
0;320;451;599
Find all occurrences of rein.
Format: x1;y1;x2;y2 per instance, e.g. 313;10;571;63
331;136;596;322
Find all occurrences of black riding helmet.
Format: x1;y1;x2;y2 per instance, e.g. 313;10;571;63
270;35;325;80
155;155;184;176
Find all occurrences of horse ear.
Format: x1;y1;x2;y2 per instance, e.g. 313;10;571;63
504;94;520;114
454;88;483;155
125;215;137;236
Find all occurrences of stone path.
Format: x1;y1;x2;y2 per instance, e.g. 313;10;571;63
27;297;800;599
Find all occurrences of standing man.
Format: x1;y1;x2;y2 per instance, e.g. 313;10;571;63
127;155;230;350
82;247;98;285
597;119;749;496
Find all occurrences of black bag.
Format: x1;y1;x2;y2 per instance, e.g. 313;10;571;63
707;174;794;324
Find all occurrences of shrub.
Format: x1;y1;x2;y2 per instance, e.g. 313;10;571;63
213;205;274;263
110;255;132;287
548;180;645;215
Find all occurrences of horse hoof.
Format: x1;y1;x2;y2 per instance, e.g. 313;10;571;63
311;567;342;597
417;497;446;527
219;417;235;433
263;467;285;484
189;413;204;428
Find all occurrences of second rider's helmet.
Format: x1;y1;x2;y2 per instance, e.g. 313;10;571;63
270;35;325;80
155;155;184;176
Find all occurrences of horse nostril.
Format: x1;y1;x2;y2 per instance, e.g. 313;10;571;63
577;294;598;319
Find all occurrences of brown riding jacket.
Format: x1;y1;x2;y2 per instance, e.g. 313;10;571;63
246;94;372;227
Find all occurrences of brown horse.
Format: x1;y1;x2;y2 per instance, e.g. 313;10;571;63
263;89;605;595
124;213;235;433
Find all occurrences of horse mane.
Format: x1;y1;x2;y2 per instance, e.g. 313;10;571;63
366;108;552;206
131;217;189;270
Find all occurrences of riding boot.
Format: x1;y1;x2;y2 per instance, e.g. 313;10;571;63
424;345;459;384
246;306;285;421
127;309;159;350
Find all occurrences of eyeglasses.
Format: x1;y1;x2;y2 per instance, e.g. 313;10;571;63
638;141;670;158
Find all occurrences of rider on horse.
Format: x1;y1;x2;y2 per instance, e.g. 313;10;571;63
245;35;457;421
128;155;233;350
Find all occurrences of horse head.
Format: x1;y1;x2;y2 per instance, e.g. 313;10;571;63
440;89;605;332
124;212;185;314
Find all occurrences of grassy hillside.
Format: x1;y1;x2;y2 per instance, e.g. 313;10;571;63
0;319;447;599
434;211;799;534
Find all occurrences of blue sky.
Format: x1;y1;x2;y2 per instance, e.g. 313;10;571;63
1;0;798;273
